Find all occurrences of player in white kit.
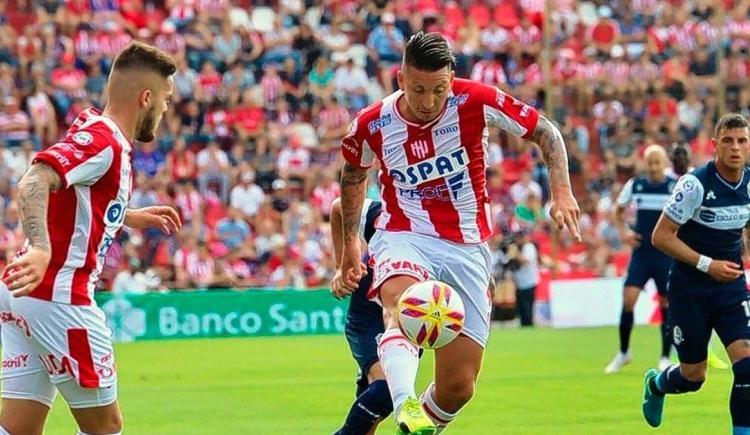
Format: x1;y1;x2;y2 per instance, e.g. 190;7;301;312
0;42;180;435
339;32;581;434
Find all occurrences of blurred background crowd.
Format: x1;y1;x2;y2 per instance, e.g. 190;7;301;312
0;0;744;309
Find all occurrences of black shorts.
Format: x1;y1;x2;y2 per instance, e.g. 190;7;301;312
624;249;672;296
667;286;750;364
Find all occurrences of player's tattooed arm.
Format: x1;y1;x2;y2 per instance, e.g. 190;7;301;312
529;115;581;240
16;162;62;252
340;163;368;245
529;115;571;192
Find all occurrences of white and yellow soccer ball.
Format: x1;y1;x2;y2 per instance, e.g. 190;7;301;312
396;280;465;349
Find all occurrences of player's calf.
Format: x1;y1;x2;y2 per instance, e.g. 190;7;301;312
730;357;750;434
650;364;705;395
335;380;393;435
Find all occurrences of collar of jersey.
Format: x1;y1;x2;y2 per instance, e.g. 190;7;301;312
392;90;451;130
712;163;745;190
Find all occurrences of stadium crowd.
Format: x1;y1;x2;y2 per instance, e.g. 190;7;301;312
0;0;744;301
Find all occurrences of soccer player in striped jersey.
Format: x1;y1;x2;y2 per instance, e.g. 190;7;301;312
0;42;180;435
339;32;580;434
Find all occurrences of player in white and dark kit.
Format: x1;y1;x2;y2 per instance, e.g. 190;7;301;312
339;32;580;434
605;146;677;374
643;114;750;433
0;43;180;435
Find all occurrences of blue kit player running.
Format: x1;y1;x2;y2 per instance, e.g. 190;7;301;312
605;145;677;374
643;114;750;433
330;197;391;435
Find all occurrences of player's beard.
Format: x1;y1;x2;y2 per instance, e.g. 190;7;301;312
135;107;159;143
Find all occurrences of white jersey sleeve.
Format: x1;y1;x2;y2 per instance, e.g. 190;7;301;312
663;173;704;225
33;126;115;189
616;178;635;207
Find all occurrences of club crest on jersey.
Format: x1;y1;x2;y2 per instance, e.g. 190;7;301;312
72;131;93;146
105;202;125;225
389;148;468;186
368;114;392;134
410;140;429;160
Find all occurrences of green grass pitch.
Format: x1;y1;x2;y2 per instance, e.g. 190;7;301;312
33;326;731;434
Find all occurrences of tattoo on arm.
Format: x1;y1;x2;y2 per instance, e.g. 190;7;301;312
340;163;368;246
16;163;62;252
529;116;571;192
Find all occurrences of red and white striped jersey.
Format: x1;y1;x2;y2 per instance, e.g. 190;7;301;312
24;107;133;305
341;78;539;244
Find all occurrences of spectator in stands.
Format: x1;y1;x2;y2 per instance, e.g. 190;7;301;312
166;136;197;182
508;230;540;327
230;170;265;221
510;171;542;205
334;57;369;112
0;96;31;149
50;52;86;116
215;207;251;250
196;138;230;203
367;12;404;92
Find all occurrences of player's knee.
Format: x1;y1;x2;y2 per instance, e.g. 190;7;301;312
679;368;706;389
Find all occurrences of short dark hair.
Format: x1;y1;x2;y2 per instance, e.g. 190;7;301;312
403;31;455;72
111;42;177;77
714;113;749;137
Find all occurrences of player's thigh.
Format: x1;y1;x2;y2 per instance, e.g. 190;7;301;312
368;231;436;315
649;258;672;304
623;257;649;295
61;378;122;435
714;293;750;364
669;294;712;364
434;335;484;403
438;242;493;348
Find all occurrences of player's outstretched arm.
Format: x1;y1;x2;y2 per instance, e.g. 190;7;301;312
652;214;743;282
2;162;61;296
528;115;581;241
124;206;182;235
340;163;368;289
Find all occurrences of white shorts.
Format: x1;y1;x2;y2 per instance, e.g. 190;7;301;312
0;283;118;408
368;230;494;347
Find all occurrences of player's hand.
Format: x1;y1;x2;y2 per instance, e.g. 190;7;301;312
623;231;642;248
124;206;182;235
549;191;582;242
2;246;51;297
341;242;366;290
707;260;744;282
331;263;367;300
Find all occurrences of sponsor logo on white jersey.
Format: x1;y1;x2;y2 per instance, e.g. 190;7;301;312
368;114;393;134
389;148;468;186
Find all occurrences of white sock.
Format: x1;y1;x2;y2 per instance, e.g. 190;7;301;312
377;328;420;415
0;425;9;435
421;382;460;434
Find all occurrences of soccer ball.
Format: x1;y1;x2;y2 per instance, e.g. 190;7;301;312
397;280;465;349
